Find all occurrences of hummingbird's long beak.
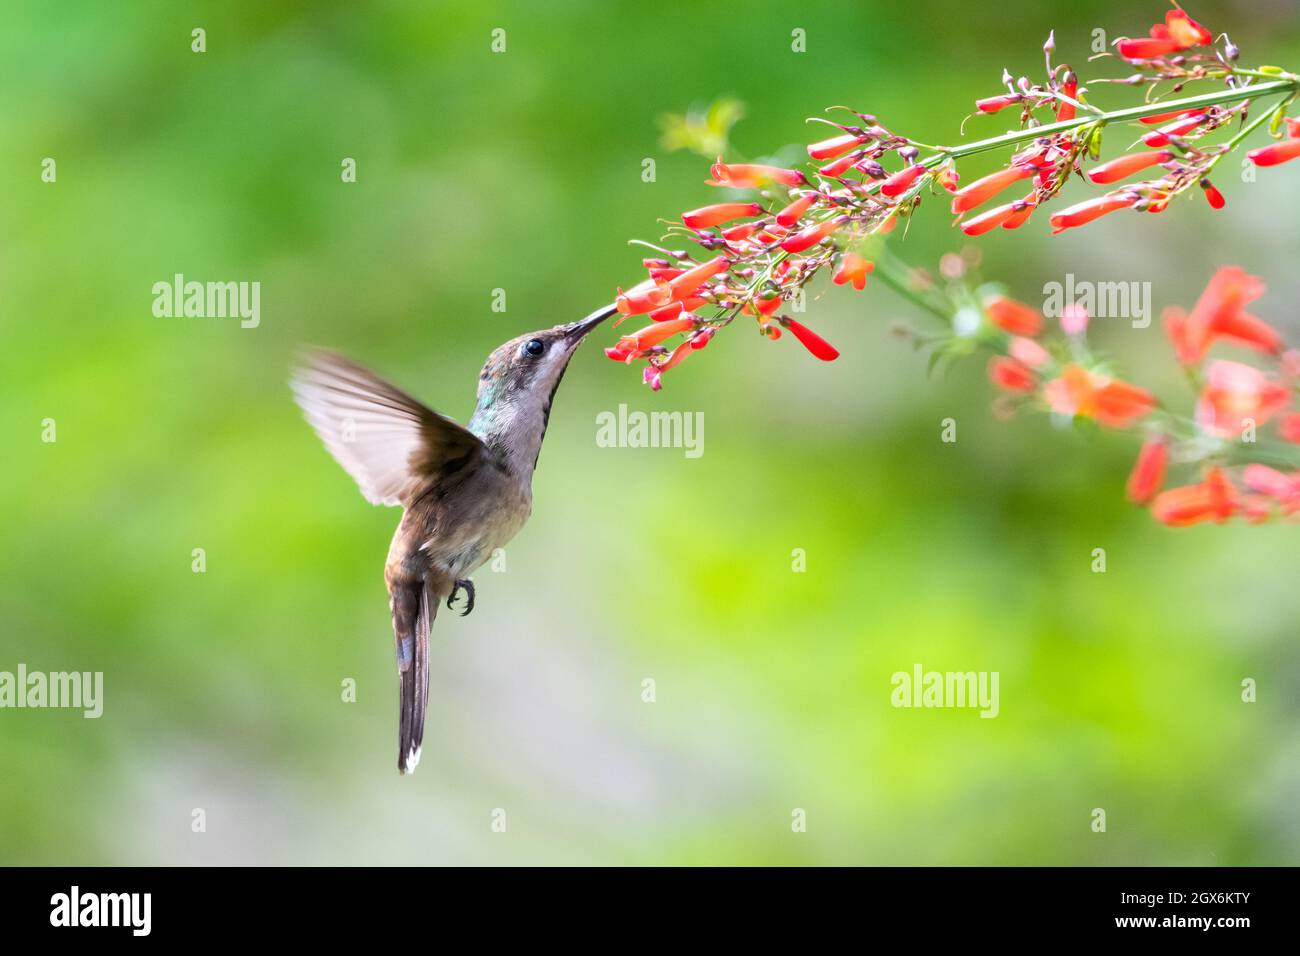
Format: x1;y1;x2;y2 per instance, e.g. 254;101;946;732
562;303;618;342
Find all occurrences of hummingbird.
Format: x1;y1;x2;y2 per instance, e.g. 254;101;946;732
290;304;615;774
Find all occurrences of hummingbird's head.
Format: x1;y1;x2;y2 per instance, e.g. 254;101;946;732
475;305;614;407
469;305;615;472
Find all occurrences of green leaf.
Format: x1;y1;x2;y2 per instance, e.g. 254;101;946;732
658;97;747;159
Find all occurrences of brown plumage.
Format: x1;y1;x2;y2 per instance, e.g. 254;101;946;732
291;306;612;772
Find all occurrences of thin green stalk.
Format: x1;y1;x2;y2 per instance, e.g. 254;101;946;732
919;78;1298;166
871;250;952;322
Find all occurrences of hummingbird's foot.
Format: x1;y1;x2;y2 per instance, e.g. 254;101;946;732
447;578;475;617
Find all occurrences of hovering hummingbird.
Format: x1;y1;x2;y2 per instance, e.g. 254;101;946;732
291;304;615;774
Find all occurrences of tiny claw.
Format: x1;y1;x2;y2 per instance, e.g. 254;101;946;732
447;579;475;617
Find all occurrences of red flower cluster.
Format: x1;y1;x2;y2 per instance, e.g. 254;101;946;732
609;6;1298;391
984;296;1157;431
957;7;1249;235
610;110;935;388
1144;273;1294;528
982;268;1298;526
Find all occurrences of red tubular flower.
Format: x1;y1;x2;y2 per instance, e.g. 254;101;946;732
1091;379;1158;428
807;133;864;160
1279;412;1300;443
936;166;959;192
668;255;729;299
1144;190;1172;213
1049;194;1136;233
818;151;862;177
681;202;762;230
648;301;684;322
776;194;816;227
960;202;1020;236
1126;437;1169;504
615;277;672;315
1086;149;1172;184
779;218;840;253
986;297;1044;336
1164;9;1213;47
1247;139;1300;167
880;164;927;198
604;345;633;362
976;94;1022;114
648;268;687;282
1195;359;1290;436
657;340;694;372
988;356;1037;392
1001;199;1036;230
950;164;1035;214
1142;114;1206;147
1139;108;1197;125
832;252;874;290
1056;72;1077;123
745;293;782;317
1116;36;1182;59
617;316;696;352
708;161;806;188
1044;364;1155;428
648;299;704;322
689;327;716;349
1163;267;1278;364
1060;304;1089;336
722;223;759;242
1199;179;1226;209
782;318;840;361
1152;468;1236;527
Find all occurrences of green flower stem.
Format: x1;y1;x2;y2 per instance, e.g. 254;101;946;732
919;78;1298;166
871;250;952;322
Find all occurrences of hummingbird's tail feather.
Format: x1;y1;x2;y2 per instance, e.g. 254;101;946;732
394;579;435;775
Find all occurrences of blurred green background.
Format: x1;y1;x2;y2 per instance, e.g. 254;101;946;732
2;0;1298;865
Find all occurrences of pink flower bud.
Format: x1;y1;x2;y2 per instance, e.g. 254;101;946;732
976;94;1022;114
1060;304;1089;336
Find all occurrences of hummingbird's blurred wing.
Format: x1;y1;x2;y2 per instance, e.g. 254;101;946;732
291;349;485;507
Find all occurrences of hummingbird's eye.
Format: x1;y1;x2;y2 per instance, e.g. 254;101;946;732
523;339;546;358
